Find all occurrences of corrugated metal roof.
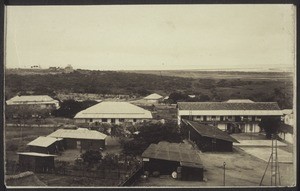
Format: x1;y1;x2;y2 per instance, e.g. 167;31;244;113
182;120;239;143
6;95;59;105
74;101;152;119
178;101;281;111
17;152;56;157
27;136;62;148
144;93;163;100
48;128;107;140
142;141;203;168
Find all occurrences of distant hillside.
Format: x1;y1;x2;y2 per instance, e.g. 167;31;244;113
124;70;293;80
5;69;294;109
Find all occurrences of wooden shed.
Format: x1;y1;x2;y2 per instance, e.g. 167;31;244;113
47;128;107;152
181;119;239;152
142;141;203;181
18;152;56;173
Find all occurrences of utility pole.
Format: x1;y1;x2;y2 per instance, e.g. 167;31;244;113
223;162;226;186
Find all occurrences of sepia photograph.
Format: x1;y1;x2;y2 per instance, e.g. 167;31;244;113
3;3;297;188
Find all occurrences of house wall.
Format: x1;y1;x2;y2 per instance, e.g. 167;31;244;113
182;123;233;152
29;145;57;154
143;158;180;174
62;138;105;151
181;166;203;181
75;118;145;125
179;114;262;133
19;155;54;172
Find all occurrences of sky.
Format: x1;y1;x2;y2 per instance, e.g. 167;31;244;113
5;5;296;71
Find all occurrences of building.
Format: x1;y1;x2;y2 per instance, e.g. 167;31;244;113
47;128;107;151
74;101;152;124
18;152;56;172
181;119;239;152
27;136;63;154
142;141;203;181
143;93;163;103
6;95;60;117
177;99;283;133
282;109;294;126
64;64;74;73
278;123;294;144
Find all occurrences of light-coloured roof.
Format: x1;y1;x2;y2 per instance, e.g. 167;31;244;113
144;93;163;100
74;101;152;119
17;152;56;157
27;136;63;147
225;99;254;103
48;128;107;140
6;95;59;105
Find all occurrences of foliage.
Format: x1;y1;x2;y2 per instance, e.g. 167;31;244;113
168;92;189;103
5;71;293;109
80;150;103;166
259;116;281;139
52;99;98;118
120;121;183;155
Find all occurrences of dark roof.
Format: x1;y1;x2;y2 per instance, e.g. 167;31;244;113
142;141;203;168
278;123;293;134
177;102;281;111
182;119;239;143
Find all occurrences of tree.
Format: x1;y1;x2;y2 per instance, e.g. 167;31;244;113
80;150;103;166
168;92;189;103
120;121;183;155
258;116;281;139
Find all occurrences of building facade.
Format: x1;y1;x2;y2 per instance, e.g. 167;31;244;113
177;99;283;133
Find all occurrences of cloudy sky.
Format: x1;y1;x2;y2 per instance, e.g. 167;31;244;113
5;5;295;71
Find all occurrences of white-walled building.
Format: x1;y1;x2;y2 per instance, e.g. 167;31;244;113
74;101;152;124
177;99;283;133
6;95;60;109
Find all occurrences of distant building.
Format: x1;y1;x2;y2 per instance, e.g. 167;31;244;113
282;109;293;126
47;128;107;151
142;141;204;181
27;136;63;154
64;64;74;73
74;101;152;124
6;95;60;117
143;93;163;103
30;65;42;69
181;120;239;152
18;152;55;173
177;99;283;133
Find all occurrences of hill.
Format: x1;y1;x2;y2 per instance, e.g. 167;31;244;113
5;69;294;109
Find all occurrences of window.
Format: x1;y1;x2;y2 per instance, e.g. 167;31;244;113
220;116;224;121
133;119;137;122
89;119;93;122
119;118;125;122
111;119;116;124
102;118;108;122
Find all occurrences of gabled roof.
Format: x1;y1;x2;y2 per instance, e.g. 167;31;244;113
144;93;163;100
177;101;281;111
27;136;63;148
182;119;239;143
6;95;59;105
48;128;107;140
74;101;152;119
142;141;203;168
